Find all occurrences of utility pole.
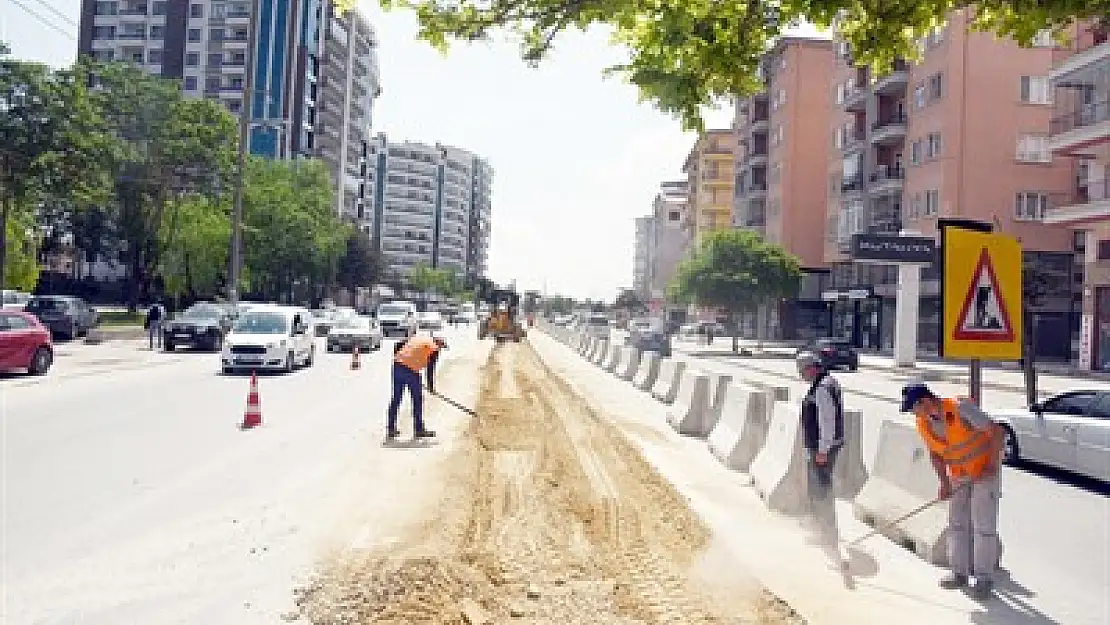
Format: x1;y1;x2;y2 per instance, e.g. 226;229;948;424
229;0;262;306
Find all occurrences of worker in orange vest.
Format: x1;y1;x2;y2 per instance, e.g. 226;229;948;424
901;382;1005;600
387;332;445;440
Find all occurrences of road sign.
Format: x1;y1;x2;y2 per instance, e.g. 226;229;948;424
941;227;1023;360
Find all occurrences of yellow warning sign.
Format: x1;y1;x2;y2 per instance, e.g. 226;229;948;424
941;228;1023;360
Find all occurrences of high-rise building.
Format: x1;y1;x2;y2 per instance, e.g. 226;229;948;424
733;37;835;341
1047;22;1110;370
825;11;1077;354
633;216;656;299
649;180;690;306
682;130;736;250
77;0;382;222
367;135;493;280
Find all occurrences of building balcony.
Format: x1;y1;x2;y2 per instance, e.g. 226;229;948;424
843;128;866;153
843;87;867;113
873;60;910;96
739;180;768;198
749;117;770;133
1050;40;1110;84
868;165;905;195
1049;100;1110;156
841;174;864;196
870;113;907;146
1045;179;1110;225
745;149;768;166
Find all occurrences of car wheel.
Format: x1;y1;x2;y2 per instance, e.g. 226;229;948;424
28;347;53;375
164;341;175;352
284;352;295;373
210;334;223;352
848;362;858;371
1000;425;1021;465
222;366;234;375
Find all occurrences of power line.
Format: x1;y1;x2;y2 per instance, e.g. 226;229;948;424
29;0;78;28
4;0;76;41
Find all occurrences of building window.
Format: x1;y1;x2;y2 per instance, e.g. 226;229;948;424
207;53;223;66
927;132;942;158
188;29;201;42
209;28;224;41
92;26;116;40
910;139;922;164
94;1;117;16
928;72;944;100
184;76;198;90
924;189;940;216
227;99;242;113
668;210;680;221
150;25;164;39
186;52;199;66
1097;240;1110;261
152;1;166;15
1020;76;1051;104
1074;230;1087;253
914;83;926;108
1015;192;1048;221
773;89;785;109
190;3;204;18
1016;134;1051;162
148;49;163;64
910;192;923;219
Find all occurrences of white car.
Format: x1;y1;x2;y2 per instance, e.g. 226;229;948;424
222;305;316;374
2;290;31;310
327;316;383;352
990;390;1110;483
417;311;445;331
584;313;611;340
377;301;418;338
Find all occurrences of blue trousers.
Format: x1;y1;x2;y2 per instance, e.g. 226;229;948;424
387;363;425;432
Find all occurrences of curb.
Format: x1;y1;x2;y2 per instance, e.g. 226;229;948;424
84;326;146;344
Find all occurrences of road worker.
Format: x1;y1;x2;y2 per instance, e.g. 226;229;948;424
901;382;1005;599
387;332;446;440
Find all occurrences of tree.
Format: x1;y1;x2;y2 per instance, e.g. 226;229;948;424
397;1;1100;129
670;229;802;352
614;289;647;314
336;231;381;294
159;193;231;301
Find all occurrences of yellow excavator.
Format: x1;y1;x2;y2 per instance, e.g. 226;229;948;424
478;287;526;342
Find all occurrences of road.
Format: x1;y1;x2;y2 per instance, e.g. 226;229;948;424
669;338;1110;625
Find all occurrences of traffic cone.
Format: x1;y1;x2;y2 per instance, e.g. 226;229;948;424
351;345;361;370
241;371;262;429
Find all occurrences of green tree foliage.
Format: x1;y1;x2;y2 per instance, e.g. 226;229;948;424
159;194;231;300
336;230;381;293
392;1;1102;129
242;157;347;301
407;262;461;296
670;229;801;351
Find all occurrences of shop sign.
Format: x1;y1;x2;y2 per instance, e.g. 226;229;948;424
851;233;937;265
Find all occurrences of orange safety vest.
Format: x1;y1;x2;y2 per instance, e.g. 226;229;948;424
395;335;439;372
915;397;999;480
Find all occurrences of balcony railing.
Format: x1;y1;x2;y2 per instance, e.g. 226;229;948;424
1073;177;1110;204
1050;99;1110;135
841;174;864;193
872;113;908;131
870;166;905;183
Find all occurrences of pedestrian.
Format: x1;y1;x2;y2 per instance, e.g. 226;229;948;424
145;299;166;350
387;331;445;440
901;382;1005;599
797;351;846;562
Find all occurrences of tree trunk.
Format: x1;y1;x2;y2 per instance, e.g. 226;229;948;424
1023;305;1038;407
0;193;9;291
729;311;740;353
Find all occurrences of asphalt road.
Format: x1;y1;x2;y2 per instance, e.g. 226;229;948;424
669;340;1110;625
1;328;481;624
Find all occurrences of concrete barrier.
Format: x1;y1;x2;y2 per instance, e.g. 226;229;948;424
835;410;869;500
853;420;948;565
616;347;640;381
703;372;733;433
585;338;599;361
748;402;811;516
665;370;713;436
591;341;609;366
603;345;622;372
632;352;661;391
706;383;772;472
650;359;687;404
579;336;593;357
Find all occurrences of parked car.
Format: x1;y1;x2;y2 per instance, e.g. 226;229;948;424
628;321;672;357
24;295;98;340
803;337;859;371
0;310;53;375
221;305;316;374
417;311;445;331
163;302;234;352
2;290;31;310
312;309;339;337
377;301;418;338
584;313;612;340
990;390;1110;483
327;316;383;352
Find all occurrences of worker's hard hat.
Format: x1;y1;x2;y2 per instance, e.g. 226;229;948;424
900;382;935;412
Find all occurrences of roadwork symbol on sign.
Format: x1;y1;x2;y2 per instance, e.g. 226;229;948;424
952;248;1015;342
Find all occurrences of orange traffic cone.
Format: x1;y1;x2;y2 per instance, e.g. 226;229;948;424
241;371;262;429
351;345;361;370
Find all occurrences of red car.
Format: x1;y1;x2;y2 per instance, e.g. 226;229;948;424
0;310;53;375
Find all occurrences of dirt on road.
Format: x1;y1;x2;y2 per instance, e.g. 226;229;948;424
291;342;805;625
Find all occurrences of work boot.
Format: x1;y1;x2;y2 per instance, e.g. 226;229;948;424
414;429;436;439
969;578;994;600
939;573;968;589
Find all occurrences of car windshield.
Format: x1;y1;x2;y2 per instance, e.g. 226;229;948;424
588;315;609;326
233;312;287;334
817;339;851;348
335;317;371;331
379;305;409;316
181;304;223;320
26;298;67;312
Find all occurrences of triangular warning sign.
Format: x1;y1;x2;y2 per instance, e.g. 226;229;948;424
953;248;1015;342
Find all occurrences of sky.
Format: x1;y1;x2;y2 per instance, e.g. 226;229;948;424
0;0;819;302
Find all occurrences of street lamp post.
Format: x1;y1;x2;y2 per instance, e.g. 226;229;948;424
229;0;262;306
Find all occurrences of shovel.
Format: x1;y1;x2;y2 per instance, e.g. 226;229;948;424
844;497;944;548
426;386;477;417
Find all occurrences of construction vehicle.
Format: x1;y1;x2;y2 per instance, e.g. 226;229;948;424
477;287;526;342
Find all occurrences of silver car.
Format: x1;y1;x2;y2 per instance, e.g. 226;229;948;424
327;316;383;353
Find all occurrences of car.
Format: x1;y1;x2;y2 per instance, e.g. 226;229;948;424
2;289;31;310
24;295;98;340
162;302;234;352
417;310;445;331
327;316;383;352
0;310;53;375
803;337;859;371
377;301;418;337
989;390;1110;483
583;313;612;340
628;320;672;357
221;305;316;374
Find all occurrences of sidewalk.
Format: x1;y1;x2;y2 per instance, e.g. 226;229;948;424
531;331;1036;625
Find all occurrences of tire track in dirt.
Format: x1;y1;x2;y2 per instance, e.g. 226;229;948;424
291;342;805;625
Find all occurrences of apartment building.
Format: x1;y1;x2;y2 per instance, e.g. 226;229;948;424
825;10;1077;356
682;130;735;249
367;135;493;280
1047;22;1110;370
633;216;656;300
733;37;834;340
649;180;690;305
